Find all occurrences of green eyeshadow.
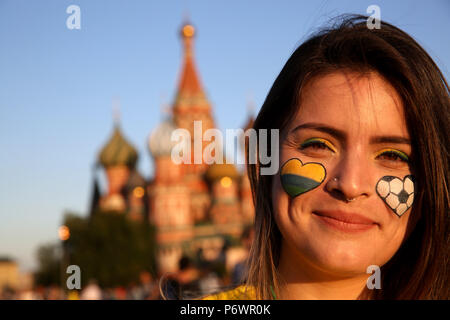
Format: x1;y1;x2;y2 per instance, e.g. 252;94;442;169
300;138;336;152
377;149;410;162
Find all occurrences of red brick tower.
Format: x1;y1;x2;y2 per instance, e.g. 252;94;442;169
172;22;215;224
148;117;192;273
147;21;255;274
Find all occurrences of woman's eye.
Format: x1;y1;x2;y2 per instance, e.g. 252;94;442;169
376;150;410;163
300;141;327;150
299;138;336;153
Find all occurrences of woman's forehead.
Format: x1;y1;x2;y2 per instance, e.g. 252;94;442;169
291;71;409;139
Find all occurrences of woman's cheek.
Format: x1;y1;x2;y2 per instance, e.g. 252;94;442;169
272;174;290;224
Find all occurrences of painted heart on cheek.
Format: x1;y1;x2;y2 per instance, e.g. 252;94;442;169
376;175;415;217
280;158;326;198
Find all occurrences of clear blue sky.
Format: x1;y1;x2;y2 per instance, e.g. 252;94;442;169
0;0;449;272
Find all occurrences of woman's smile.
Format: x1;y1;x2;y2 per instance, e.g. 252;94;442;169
312;209;379;233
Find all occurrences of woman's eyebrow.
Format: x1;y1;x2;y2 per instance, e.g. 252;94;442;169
290;122;346;141
370;136;411;145
290;123;411;145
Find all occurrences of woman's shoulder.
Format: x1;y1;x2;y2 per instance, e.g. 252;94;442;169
201;285;256;300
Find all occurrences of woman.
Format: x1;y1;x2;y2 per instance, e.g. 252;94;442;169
205;15;449;300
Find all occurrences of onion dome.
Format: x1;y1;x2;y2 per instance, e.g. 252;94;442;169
205;162;240;181
148;118;179;158
99;125;138;168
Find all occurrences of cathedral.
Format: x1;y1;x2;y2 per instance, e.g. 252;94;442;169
93;22;255;274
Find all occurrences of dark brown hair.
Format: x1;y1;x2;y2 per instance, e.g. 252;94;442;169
246;14;449;299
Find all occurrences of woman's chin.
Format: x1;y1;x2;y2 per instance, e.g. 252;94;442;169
303;240;382;277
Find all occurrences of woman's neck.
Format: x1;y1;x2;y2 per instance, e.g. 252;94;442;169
277;243;369;300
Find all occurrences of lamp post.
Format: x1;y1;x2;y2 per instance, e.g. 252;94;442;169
58;225;70;299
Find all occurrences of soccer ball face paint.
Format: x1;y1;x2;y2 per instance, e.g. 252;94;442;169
376;175;415;217
280;158;326;198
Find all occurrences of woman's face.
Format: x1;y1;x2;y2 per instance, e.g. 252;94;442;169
273;71;413;276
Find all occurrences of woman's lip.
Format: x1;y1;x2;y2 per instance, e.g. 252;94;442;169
313;210;378;233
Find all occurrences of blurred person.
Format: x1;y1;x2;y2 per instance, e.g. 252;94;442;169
17;287;41;300
114;286;127;300
175;256;201;299
80;279;102;300
126;282;140;300
0;286;16;300
160;256;201;299
198;266;221;296
231;226;255;285
67;290;79;300
102;288;116;300
33;286;45;300
137;271;159;300
46;285;62;300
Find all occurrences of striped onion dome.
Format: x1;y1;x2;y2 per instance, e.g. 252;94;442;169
148;118;178;158
98;125;138;168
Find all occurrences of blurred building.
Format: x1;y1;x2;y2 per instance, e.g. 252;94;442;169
92;22;255;274
0;257;19;290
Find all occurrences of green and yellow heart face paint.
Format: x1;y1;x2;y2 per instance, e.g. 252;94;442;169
280;158;326;198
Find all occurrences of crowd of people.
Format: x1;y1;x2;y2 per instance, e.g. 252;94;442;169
0;265;227;300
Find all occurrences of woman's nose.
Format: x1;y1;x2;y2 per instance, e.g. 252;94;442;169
325;150;372;201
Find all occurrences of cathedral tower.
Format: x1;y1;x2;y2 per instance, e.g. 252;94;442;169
148;117;192;273
98;123;138;212
172;22;215;223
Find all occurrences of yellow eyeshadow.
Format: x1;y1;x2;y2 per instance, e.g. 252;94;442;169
301;138;337;152
375;148;410;161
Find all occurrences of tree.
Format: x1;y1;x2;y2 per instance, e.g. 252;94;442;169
34;210;156;289
34;243;61;286
64;210;156;288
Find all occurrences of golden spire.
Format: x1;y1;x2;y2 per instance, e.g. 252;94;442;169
180;22;195;60
182;24;195;38
177;21;203;97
